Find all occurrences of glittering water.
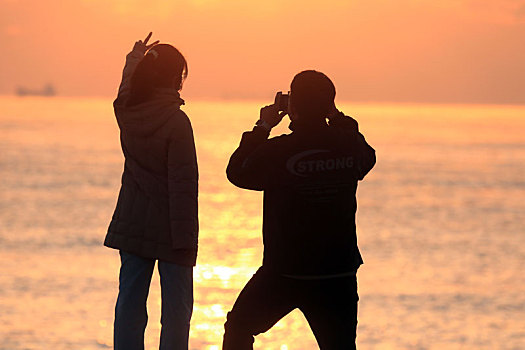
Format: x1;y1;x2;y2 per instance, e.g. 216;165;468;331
1;97;524;349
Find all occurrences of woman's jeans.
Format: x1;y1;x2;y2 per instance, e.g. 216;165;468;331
114;251;193;350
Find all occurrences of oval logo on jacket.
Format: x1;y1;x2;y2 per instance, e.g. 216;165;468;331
286;149;354;177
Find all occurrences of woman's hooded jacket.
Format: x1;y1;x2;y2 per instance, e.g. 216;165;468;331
104;48;198;266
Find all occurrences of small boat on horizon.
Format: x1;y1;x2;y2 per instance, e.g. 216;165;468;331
16;84;56;97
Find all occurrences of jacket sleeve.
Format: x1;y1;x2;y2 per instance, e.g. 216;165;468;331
113;49;144;107
329;112;376;180
167;112;199;250
226;126;272;191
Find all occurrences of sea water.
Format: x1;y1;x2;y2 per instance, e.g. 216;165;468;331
0;97;524;349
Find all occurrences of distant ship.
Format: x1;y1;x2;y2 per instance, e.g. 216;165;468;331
16;84;56;97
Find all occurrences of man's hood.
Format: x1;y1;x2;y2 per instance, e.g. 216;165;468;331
115;88;185;136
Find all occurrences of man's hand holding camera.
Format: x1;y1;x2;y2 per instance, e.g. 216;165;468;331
327;102;342;121
256;92;289;131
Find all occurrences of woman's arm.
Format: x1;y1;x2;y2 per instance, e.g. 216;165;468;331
167;111;199;251
114;32;159;106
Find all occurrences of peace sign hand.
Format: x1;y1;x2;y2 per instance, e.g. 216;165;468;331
132;32;160;55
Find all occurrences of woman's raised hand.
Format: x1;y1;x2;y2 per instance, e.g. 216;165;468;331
132;32;160;55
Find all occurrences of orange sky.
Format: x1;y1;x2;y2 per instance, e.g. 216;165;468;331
1;0;524;104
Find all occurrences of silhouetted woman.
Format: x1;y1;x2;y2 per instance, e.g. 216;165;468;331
104;33;198;350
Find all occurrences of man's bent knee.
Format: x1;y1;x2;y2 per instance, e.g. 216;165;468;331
222;314;256;350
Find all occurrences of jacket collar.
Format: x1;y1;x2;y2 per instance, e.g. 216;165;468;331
289;118;328;133
152;88;185;106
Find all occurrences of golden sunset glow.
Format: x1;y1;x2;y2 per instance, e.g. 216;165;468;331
1;0;525;349
1;96;524;348
1;0;524;103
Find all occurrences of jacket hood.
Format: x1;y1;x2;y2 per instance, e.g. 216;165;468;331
115;88;185;136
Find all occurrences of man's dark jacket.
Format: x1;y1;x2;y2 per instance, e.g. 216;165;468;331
227;116;375;276
104;49;199;266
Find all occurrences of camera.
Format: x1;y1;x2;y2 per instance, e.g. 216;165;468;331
274;91;289;112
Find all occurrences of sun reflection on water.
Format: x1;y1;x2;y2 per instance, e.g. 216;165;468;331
1;98;524;349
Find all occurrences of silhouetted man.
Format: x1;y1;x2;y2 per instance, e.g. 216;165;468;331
223;70;376;349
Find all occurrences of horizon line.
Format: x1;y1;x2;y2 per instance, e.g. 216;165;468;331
1;93;524;108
